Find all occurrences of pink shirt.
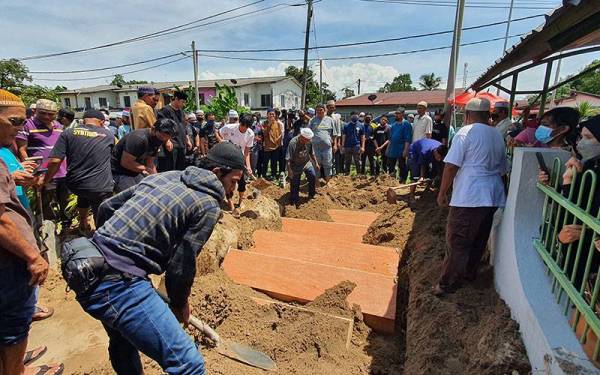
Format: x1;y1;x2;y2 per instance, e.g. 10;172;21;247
16;118;67;179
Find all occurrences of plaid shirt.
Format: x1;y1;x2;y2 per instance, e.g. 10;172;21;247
92;167;224;307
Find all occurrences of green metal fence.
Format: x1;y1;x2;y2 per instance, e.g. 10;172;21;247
534;157;600;360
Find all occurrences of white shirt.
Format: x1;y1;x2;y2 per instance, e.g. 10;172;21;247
219;123;255;152
329;113;342;137
444;123;508;208
412;114;433;142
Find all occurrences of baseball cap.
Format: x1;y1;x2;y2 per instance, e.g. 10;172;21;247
83;109;105;121
465;98;491;112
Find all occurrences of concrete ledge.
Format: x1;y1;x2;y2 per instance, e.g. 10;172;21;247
492;148;598;374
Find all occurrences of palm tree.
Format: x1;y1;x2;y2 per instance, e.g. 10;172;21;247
418;73;442;91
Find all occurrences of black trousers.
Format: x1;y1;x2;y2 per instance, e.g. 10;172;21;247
375;154;387;176
388;157;408;182
262;148;281;178
74;190;113;224
158;148;186;172
360;152;376;176
41;178;71;225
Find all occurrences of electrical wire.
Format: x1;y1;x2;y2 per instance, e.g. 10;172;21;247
32;56;190;82
197;33;523;62
16;0;284;61
194;13;543;53
358;0;557;9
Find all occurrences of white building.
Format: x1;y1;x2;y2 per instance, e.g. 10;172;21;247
58;76;302;112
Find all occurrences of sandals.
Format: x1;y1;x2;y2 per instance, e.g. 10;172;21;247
24;346;47;365
32;305;54;321
30;363;64;375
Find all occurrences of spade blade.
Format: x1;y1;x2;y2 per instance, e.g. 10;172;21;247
217;340;277;371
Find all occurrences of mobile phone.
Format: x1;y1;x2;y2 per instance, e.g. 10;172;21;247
536;152;549;175
25;156;43;162
32;167;48;176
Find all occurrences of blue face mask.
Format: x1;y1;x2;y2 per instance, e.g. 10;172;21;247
535;125;554;144
351;115;359;123
207;120;215;126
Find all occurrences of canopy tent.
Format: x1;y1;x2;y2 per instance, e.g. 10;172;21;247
448;91;506;107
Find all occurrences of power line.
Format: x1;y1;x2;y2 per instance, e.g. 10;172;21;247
194;13;543;53
29;52;187;74
15;0;282;61
32;56;190;82
358;0;556;9
198;33;523;62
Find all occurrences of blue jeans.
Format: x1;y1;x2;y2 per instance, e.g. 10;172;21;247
0;259;36;346
289;165;316;204
77;277;205;375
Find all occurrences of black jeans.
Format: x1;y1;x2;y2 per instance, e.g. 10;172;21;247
73;190;113;224
41;178;71;225
158;147;186;172
360;152;376;176
113;174;143;194
388;157;408;182
262;148;281;178
375;154;387;176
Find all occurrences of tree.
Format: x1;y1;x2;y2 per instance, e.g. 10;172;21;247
0;59;32;91
418;73;442;91
199;83;249;120
284;65;335;108
19;85;65;107
342;87;356;99
111;74;148;88
378;74;414;93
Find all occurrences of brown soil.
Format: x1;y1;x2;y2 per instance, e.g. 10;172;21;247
30;175;529;375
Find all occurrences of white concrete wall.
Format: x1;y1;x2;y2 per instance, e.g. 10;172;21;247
272;79;301;110
492;148;598;374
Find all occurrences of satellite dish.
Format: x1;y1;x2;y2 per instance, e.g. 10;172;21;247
368;94;377;103
230;79;238;84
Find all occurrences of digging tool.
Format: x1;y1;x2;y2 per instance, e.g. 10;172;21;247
156;290;277;371
386;179;432;204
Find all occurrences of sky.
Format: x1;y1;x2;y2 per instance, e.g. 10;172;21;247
2;0;599;98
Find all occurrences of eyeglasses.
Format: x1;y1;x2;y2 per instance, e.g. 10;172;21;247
7;117;26;127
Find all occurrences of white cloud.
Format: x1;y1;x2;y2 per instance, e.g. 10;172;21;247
323;63;400;94
248;63;291;78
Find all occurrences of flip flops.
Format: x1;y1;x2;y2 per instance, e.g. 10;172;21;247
31;363;64;375
24;345;47;365
32;305;54;321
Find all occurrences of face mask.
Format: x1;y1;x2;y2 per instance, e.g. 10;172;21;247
207;120;215;126
351;115;359;122
577;138;600;162
535;125;555;144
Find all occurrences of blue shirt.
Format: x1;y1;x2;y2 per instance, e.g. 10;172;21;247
0;147;30;209
343;121;364;148
409;138;442;166
118;124;132;139
387;120;412;158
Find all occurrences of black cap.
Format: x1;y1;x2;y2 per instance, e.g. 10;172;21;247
206;142;245;170
154;118;177;135
83;109;105;121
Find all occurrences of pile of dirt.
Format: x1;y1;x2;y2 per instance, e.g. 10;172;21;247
369;191;531;375
363;202;414;249
307;280;356;318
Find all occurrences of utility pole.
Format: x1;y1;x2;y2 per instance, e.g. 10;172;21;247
496;0;515;95
357;79;361;95
443;0;466;126
192;41;200;111
462;63;468;89
319;59;323;104
301;0;313;109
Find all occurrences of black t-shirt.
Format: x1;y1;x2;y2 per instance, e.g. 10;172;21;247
374;124;390;150
111;129;162;177
200;122;218;149
432;121;448;143
157;105;187;149
50;124;115;193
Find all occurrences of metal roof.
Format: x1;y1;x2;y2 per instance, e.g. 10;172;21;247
335;89;464;107
59;76;296;94
471;0;600;91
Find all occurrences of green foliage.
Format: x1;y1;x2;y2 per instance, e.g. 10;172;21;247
111;74;148;88
19;85;65;107
418;73;442;91
284;65;335;108
199;83;249;120
378;74;414;93
342;87;355;99
0;58;32;90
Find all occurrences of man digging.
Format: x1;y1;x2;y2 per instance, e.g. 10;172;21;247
61;142;245;374
286;128;319;207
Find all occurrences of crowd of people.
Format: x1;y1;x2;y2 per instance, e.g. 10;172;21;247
1;81;600;375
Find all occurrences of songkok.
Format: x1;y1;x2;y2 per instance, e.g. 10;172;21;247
36;99;58;112
122;109;130;117
228;109;239;118
307;108;316;116
29;103;36;110
408;114;415;119
300;128;314;139
465;98;491;112
417;101;428;108
195;110;205;116
137;87;157;96
187;113;197;121
495;101;509;109
0;89;24;108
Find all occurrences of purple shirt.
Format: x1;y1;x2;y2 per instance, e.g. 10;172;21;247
16;118;67;179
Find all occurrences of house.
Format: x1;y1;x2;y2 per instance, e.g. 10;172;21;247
57;76;302;112
549;90;600;108
334;89;465;119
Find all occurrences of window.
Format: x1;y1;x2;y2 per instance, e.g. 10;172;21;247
260;94;272;108
199;93;205;105
123;95;131;108
280;94;285;107
294;97;299;109
244;93;250;107
99;97;108;108
84;97;92;110
64;98;71;108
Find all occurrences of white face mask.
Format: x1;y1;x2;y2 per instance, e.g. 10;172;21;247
577;138;600;162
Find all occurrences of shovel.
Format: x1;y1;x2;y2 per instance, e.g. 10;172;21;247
386;179;432;204
157;290;277;371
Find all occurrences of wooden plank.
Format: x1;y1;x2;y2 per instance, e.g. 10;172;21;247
327;209;380;226
281;218;369;243
223;250;397;333
252;230;399;276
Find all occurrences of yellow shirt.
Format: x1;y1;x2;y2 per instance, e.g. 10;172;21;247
132;99;156;129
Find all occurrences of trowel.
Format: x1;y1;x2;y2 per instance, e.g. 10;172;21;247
386;179;432;204
157;290;277;371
